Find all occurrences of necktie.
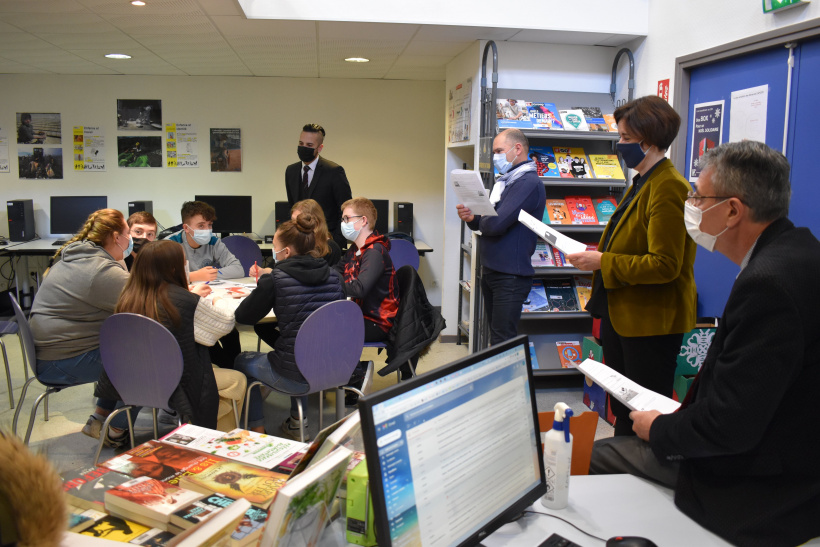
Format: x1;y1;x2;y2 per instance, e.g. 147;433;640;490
302;165;310;198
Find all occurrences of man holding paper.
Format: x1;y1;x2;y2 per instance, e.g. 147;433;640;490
456;128;545;344
590;141;820;546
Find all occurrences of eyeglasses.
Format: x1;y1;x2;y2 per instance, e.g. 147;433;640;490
342;215;363;223
686;191;733;206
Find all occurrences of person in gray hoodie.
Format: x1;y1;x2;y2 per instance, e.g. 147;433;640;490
29;208;131;443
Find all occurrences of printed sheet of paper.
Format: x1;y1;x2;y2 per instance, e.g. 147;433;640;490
450;169;498;217
574;359;681;414
729;85;768;143
518;210;586;255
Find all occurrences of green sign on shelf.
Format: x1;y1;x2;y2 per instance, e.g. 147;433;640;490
762;0;810;13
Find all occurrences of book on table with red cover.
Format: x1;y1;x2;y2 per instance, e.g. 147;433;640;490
556;341;584;368
100;440;219;485
105;476;206;531
565;195;599;225
62;465;133;511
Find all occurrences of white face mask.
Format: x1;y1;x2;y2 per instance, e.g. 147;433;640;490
684;200;729;252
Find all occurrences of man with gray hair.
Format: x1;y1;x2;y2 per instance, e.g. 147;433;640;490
590;140;820;546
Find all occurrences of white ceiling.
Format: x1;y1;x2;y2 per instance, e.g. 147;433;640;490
0;0;643;80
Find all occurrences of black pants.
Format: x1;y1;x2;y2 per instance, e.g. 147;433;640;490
599;316;683;436
208;328;242;369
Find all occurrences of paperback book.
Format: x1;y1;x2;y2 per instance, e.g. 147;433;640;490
556;341;583;369
531;242;555;267
105;476;206;531
543;277;579;312
166;498;250;547
496;98;532;128
79;515;153;542
574;275;593;310
551;246;567;267
588;155;626;179
177;459;289;509
62;466;133;511
565;195;599;225
68;507;107;533
558;109;590;131
168;493;268;547
603;114;618;132
545;198;571;225
553;147;591;178
528;146;561;178
100;441;216;485
526;102;564;130
528;342;540;370
572;106;608;131
522;280;548;313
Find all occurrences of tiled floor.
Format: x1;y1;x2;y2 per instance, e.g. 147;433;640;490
0;326;612;474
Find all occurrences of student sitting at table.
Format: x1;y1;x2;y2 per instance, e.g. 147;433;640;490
168;200;243;368
30;209;130;444
92;240;247;445
335;197;399;405
123;210;158;271
249;198;341;351
233;214;345;438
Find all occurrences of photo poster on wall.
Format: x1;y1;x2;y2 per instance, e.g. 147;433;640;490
117;136;162;168
116;99;162;131
16;112;63;179
17;147;62;179
0;126;9;173
448;78;472;144
688;100;724;183
210;128;241;172
73;126;106;172
166;123;198;168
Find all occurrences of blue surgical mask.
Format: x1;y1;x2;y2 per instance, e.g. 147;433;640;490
616;140;647;169
493;147;514;175
341;219;362;242
273;247;287;264
191;229;212;246
118;234;134;258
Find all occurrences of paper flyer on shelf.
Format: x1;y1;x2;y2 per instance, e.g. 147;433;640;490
518;209;586;255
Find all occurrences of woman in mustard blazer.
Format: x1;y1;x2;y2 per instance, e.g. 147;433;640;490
568;96;697;436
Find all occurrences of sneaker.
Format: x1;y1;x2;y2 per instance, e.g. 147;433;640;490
281;416;310;442
158;409;179;426
103;429;129;449
81;415;102;439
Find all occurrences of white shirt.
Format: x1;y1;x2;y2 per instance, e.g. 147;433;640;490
302;156;320;188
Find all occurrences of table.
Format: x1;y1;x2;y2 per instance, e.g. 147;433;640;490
0;237;64;308
258;240;433;256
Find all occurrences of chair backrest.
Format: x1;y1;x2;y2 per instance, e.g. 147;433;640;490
538;411;599;475
221;235;264;275
99;313;184;411
294;300;365;393
8;294;37;379
388;238;419;271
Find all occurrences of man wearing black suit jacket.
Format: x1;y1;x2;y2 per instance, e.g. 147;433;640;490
590;141;820;546
285;123;352;249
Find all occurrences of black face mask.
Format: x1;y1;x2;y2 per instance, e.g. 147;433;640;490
131;237;148;254
297;145;317;163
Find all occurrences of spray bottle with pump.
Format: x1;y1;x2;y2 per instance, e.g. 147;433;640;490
540;402;573;510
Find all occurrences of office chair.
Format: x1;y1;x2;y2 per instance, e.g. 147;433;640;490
387;238;420;271
221;235;264;276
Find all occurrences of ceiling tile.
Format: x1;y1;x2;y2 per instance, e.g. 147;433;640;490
77;0;203;15
0;0;88;15
38;31;140;50
392;55;453;68
0;55;51;73
211;16;316;37
195;0;243;16
318;21;417;41
413;25;518;42
103;13;217;35
1;12;118;34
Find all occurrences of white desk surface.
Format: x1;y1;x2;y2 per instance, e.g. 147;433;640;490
258;239;433;254
2;236;65;253
482;474;731;547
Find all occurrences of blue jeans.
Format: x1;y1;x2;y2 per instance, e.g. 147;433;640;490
234;352;309;429
481;269;532;346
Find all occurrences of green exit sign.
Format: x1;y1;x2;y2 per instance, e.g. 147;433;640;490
763;0;810;13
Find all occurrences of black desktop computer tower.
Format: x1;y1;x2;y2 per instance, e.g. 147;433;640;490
371;199;389;235
393;202;413;238
7;199;35;242
275;201;291;228
128;200;153;216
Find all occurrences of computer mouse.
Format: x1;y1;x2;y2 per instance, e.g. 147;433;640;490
606;537;658;547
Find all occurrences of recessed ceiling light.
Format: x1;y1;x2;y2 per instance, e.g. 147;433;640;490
345;57;370;63
105;53;132;59
131;1;146;5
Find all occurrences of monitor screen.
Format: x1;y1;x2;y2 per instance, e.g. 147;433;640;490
194;195;252;235
359;335;545;547
50;196;108;236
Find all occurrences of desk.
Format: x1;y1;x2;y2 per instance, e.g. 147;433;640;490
258;240;433;256
0;237;63;308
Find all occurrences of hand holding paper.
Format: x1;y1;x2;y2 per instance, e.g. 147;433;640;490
518;210;586;255
451;169;498;217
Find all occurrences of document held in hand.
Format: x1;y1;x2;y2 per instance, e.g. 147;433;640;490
518;210;587;255
451;169;498;217
574;358;681;414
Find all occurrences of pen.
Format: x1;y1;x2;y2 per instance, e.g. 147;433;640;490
254;260;258;283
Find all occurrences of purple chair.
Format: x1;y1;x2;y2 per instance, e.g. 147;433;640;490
388;238;420;271
222;235;264;276
0;317;27;409
93;313;184;465
244;300;365;442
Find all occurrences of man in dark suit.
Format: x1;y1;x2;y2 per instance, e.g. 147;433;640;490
590;141;820;546
285;123;352;249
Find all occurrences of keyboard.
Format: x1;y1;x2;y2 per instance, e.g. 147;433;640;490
52;240;67;246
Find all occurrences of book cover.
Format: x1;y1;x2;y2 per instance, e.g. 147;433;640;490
553;146;591;179
169;493;268;547
177;459;288;509
531;242;555;267
522;280;548;313
558;109;590;131
545;198;571;225
551;245;567;267
574;275;593;310
496;98;532;128
528;146;561;178
526;102;564;130
271;449;307;476
585;243;599;252
556;341;583;369
312;411;362;463
63;466;134;511
288;414;360;479
161;425;305;470
259;446;353;547
131;528;177;546
603;114;618;132
229;503;269;547
165;498;250;547
105;476;206;530
543;277;578;312
565;195;599;225
588;155;625;179
571;106;608;132
79;515;152;542
593;196;618;225
101;441;217;485
528;342;540;370
68;507;107;533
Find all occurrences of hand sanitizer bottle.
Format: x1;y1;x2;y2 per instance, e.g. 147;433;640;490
541;402;573;510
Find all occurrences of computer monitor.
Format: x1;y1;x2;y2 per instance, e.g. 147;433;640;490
50;196;108;236
359;335;546;547
193;195;252;236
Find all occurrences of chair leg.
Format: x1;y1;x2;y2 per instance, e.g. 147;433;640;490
152;408;159;440
256;337;261;352
44;391;49;421
11;377;36;436
319;390;325;432
232;400;240;430
0;339;13;409
94;406;132;467
335;388;345;423
18;333;29;381
295;398;306;443
24;388;57;445
244;381;263;431
126;408;135;449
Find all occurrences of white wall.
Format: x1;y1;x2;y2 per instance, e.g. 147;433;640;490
0;74;445;302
